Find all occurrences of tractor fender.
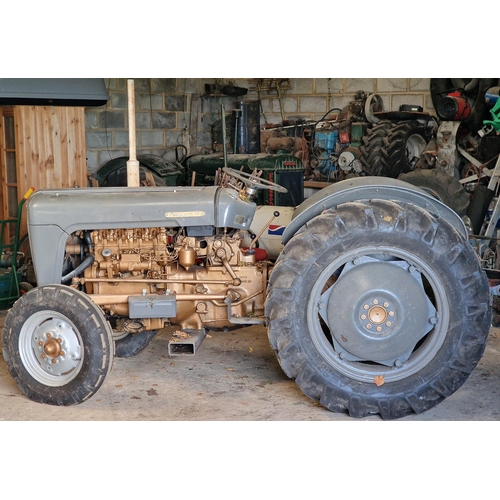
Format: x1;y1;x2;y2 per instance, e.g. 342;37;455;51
282;176;467;245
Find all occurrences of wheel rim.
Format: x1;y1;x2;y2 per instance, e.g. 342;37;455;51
406;134;427;164
19;311;83;386
112;330;129;341
417;186;443;202
307;246;449;383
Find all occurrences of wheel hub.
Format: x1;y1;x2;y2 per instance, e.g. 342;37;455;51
324;256;436;366
360;299;397;332
42;336;63;358
30;317;82;377
367;304;388;325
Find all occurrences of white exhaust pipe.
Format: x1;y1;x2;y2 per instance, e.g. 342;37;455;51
126;79;140;187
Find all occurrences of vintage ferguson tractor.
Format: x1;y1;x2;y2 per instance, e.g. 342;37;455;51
1;168;492;419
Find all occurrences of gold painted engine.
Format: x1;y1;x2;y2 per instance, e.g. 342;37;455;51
68;227;269;334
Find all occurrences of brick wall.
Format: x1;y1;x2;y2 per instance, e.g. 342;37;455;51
85;78;433;174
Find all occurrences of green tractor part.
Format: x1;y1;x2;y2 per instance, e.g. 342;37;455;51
185;151;304;207
95;151;186;188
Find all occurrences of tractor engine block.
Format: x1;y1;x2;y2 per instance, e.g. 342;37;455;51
68;227;268;332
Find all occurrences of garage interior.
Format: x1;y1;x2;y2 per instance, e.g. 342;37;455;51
0;77;499;425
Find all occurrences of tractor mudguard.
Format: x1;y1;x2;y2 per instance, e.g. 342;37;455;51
282;176;467;245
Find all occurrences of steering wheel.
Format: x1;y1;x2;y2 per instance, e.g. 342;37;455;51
222;167;288;193
161;144;187;164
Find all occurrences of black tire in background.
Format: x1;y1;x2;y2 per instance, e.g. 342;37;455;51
19;282;34;295
382;120;430;178
398;169;470;216
359;120;393;176
102;165;166;187
466;184;495;235
114;330;158;358
2;284;114;405
266;200;491;419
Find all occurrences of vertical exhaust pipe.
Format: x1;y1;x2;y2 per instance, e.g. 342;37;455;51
127;79;140;187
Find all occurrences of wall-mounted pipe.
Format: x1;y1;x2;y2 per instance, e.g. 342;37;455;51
221;104;228;171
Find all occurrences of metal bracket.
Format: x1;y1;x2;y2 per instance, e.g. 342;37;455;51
224;295;265;325
484;155;500;238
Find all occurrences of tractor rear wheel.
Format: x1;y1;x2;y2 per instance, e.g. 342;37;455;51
266;200;491;419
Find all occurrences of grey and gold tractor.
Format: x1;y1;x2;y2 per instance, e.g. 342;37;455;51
1;169;491;419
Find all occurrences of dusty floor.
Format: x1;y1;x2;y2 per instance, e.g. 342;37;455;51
0;308;499;421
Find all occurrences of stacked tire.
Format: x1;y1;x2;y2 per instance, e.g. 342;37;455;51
360;120;431;178
359;120;393;176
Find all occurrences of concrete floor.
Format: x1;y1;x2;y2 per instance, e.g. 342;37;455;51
0;308;499;421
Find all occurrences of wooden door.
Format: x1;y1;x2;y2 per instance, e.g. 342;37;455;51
0;105;87;238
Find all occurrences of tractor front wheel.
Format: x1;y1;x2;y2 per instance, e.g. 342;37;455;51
2;285;114;405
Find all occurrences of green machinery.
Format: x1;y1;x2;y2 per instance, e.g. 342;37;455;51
185;151;305;207
0;187;34;308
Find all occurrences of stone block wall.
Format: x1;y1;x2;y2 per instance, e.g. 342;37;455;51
85;78;433;174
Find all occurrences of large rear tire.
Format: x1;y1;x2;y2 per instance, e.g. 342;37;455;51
2;285;114;405
398;169;470;216
266;200;491;419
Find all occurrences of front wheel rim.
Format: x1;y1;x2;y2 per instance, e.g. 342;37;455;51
19;311;84;386
307;246;449;384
